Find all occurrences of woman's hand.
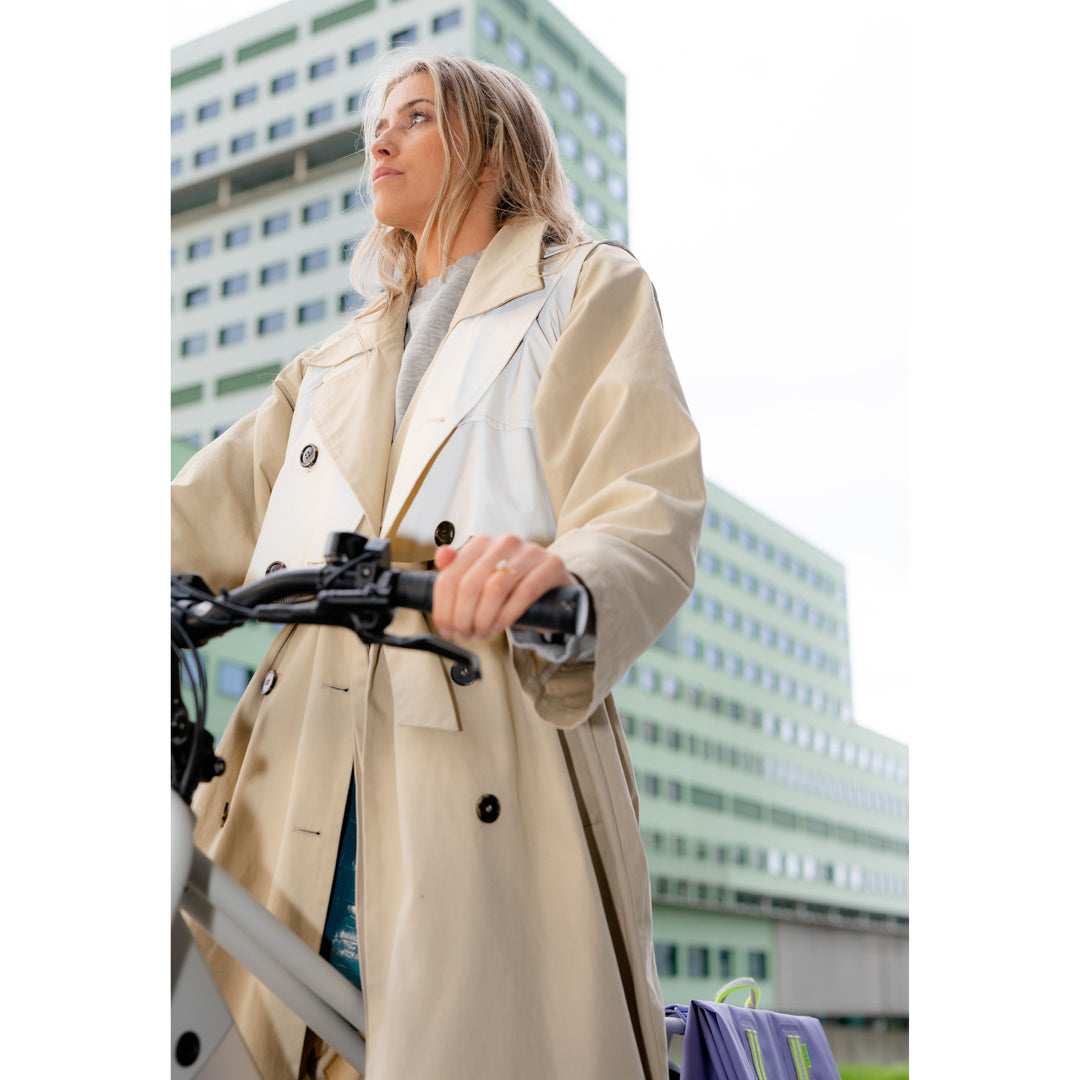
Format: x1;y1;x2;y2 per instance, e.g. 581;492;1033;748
431;534;576;640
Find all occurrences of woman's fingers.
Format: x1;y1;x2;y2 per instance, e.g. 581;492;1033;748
431;535;573;640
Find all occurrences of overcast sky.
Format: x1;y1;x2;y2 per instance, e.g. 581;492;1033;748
172;0;910;745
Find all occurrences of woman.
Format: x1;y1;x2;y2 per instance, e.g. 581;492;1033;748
172;54;705;1080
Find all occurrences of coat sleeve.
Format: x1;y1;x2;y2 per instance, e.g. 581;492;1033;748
171;358;304;594
513;244;706;727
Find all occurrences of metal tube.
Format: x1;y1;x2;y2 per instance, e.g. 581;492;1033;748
187;847;366;1032
182;889;367;1073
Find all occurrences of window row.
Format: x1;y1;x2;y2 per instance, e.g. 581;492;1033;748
653;941;766;982
170;10;465;135
174;190;366;266
694;552;846;640
682;600;848;680
627;651;848;723
621;711;908;818
635;764;908;853
702;507;845;601
177;291;365;358
178;243;354;312
554;127;627;202
620;668;904;784
645;829;909;899
478;7;626;161
172;94;369;176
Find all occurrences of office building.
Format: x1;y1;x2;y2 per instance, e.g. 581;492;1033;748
172;0;629;447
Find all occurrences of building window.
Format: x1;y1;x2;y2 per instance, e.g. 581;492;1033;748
303;198;331;223
180;334;208;356
310;56;335;80
748;951;768;980
308;103;334;126
188;237;213;260
343;190;366;211
682;636;701;660
197;100;221;122
298;299;327;323
225;224;251;248
566;178;581;207
235;85;257;107
268;118;294;140
558;85;580;113
171;112;185;133
433;8;461;32
607;130;627;157
263;212;289;236
703;643;720;668
346;91;367;113
583;107;604;135
654;943;677;977
703;597;720;621
583;199;606;228
687;947;709;978
339;291;360;314
350;40;377;64
532;61;554;90
609;219;628;244
184;286;210;308
258;311;286;335
638;666;657;692
341;240;356;262
665;727;682;750
194;146;219;167
718;949;734;980
583;151;605;182
642;721;659;744
661;674;680;699
607;173;627;201
218;661;255;698
557;130;580;162
506;36;527;66
222;273;248;297
620;712;634;737
666;780;682;801
261;261;288;285
643;774;659;796
218;322;245;346
391;26;418;47
171;156;181;179
699;550;718;573
231;131;256;154
271;71;297;94
477;10;500;42
300;250;329;274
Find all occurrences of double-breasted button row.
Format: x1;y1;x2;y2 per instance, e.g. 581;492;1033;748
434;520;455;547
476;794;500;824
260;670;277;695
300;444;319;468
265;560;286;575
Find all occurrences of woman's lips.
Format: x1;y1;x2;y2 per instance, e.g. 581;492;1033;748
373;167;401;182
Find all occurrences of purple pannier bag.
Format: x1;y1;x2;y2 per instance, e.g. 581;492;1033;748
665;979;842;1080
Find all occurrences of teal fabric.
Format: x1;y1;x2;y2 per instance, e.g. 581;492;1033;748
319;773;362;991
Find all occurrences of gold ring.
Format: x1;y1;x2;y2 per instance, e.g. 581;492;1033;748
494;558;521;580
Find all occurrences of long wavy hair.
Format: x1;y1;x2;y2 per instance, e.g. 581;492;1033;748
348;54;588;318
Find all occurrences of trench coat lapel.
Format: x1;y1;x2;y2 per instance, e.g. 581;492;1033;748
381;220;563;538
309;293;409;537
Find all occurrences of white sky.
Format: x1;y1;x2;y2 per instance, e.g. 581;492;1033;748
172;0;910;743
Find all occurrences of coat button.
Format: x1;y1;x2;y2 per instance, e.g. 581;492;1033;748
300;444;319;468
476;794;500;824
434;520;455;546
260;670;277;695
265;560;286;574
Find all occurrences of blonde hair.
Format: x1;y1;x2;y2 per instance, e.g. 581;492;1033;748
348;54;587;317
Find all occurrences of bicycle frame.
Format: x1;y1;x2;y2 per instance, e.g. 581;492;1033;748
171;790;367;1078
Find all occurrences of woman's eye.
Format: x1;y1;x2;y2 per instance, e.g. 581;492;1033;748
409;111;428;126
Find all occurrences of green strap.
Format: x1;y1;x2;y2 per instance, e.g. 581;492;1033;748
714;977;761;1009
787;1034;811;1079
745;1028;769;1080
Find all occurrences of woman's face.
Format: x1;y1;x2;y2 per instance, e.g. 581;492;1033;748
370;73;451;237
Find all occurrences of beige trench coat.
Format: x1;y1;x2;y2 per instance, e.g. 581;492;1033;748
172;219;706;1080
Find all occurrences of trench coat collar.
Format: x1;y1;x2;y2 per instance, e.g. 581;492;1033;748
306;291;410;537
446;217;553;329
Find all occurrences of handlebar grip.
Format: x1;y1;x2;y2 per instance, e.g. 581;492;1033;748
392;573;587;637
